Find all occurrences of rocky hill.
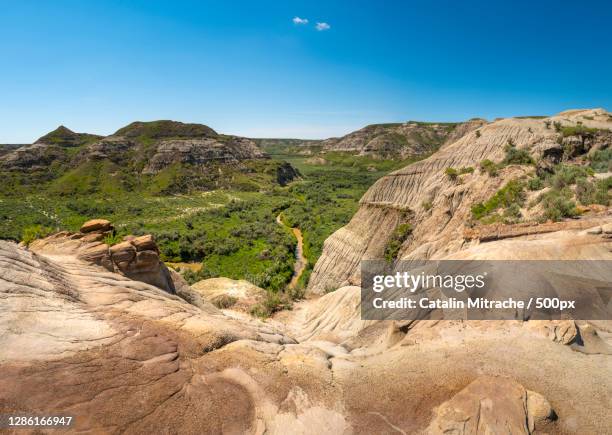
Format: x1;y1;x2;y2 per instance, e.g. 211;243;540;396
320;119;487;159
0;120;298;195
308;108;612;293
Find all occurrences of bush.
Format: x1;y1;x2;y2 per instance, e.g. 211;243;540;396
480;159;498;177
550;165;593;189
589;148;612;173
576;177;610;206
384;223;413;262
421;200;433;211
502;144;534;165
561;125;598;138
211;294;238;309
21;225;54;246
444;167;459;180
538;189;579;222
471;179;526;220
250;291;292;318
103;232;123;246
527;177;544;191
459;166;474;174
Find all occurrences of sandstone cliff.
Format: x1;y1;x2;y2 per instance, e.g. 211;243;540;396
308;108;612;293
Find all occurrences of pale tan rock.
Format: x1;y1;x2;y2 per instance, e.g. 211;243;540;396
80;219;112;233
426;376;554;435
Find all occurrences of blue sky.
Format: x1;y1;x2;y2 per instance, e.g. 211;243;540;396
1;0;611;142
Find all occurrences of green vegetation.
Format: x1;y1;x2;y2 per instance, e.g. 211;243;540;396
21;225;54;246
1;142;415;303
445;166;474;181
536;188;579;222
589;148;612;173
560;125;600;138
502;143;534;165
384;222;413;262
444;167;459;180
480;159;498;177
471;179;526;223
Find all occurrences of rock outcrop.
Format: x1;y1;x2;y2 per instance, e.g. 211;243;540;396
0;121;299;194
30;220;177;293
321;119;487;159
309;108;612;293
426;376;555;434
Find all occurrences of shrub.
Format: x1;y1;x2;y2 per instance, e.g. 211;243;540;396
459;166;474;174
103;232;123;246
589;148;612;173
538;189;579;222
527;177;544;191
480;159;498;177
421;200;433;211
550;165;593;189
384;223;413;263
444;167;459;180
475;130;481;138
561;125;598;138
21;225;54;246
502;144;534;165
471;179;526;220
502;203;522;223
250;291;291;318
576;177;611;206
211;294;238;309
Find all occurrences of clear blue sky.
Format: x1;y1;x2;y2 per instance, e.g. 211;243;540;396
1;0;611;142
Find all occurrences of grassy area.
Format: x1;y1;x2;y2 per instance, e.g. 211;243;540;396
1;148;408;297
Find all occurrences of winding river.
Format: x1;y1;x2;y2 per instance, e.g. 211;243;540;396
276;214;308;289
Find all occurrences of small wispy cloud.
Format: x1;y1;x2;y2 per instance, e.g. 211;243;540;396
292;16;309;25
315;22;330;31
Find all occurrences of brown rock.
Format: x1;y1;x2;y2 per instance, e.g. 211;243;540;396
132;235;158;252
109;241;136;263
133;250;161;272
77;243;110;266
80;219;113;233
81;232;105;243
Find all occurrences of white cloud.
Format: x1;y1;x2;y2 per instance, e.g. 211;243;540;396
315;22;330;31
292;16;308;25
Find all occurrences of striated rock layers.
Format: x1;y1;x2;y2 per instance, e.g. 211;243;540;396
321;118;486;159
0;120;266;174
309;108;612;293
30;219;177;293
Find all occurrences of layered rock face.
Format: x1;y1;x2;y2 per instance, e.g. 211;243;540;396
30;219;177;293
321;119;486;159
0;120;266;175
308;108;612;293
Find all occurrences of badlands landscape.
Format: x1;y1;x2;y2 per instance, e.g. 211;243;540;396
1;108;612;434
